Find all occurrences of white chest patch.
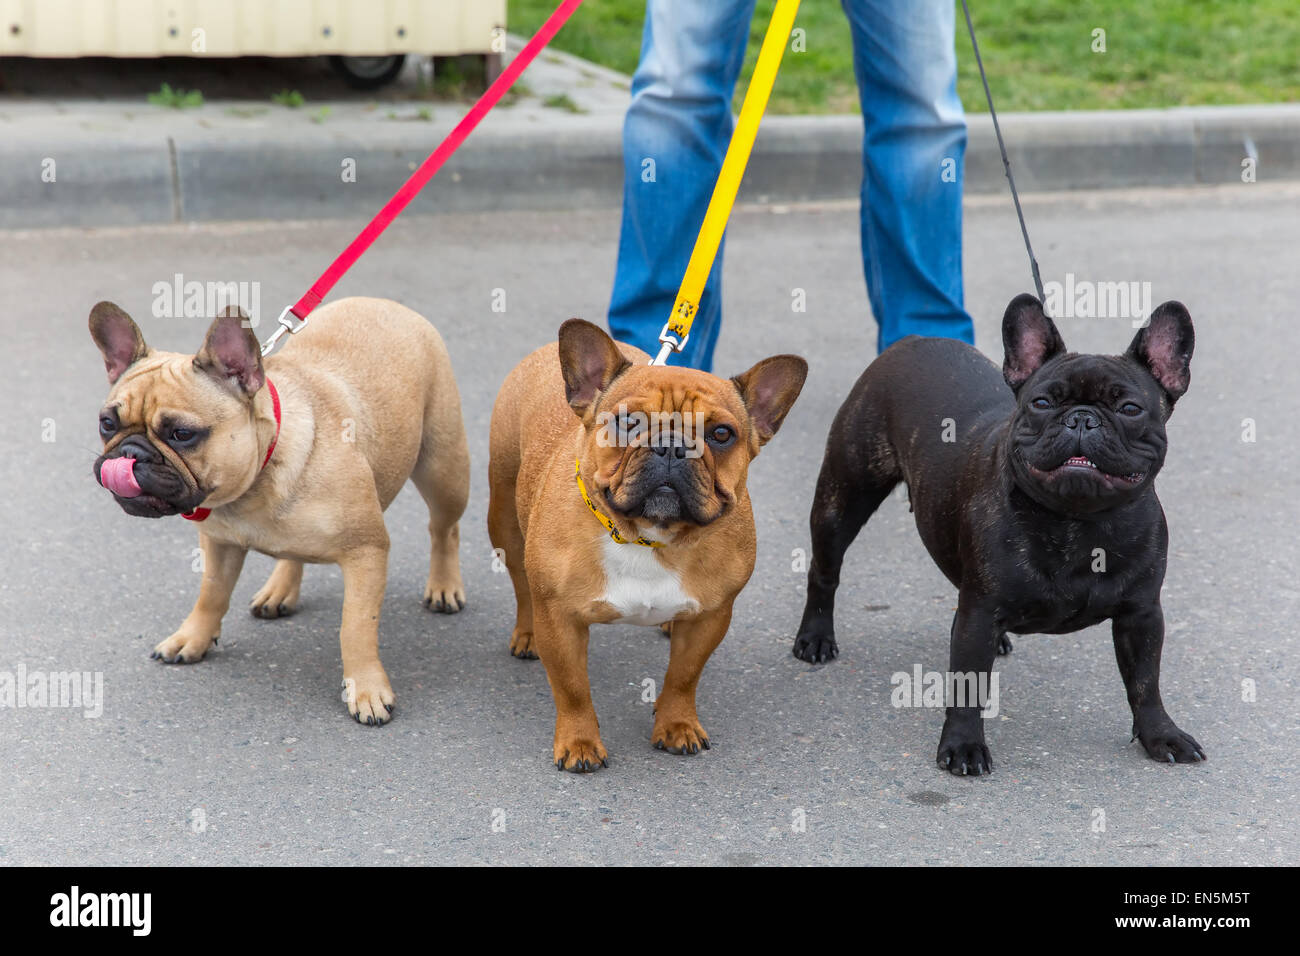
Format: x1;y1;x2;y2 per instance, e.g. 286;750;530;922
599;537;699;626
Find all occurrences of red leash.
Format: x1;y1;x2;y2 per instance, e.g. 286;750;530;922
260;0;586;356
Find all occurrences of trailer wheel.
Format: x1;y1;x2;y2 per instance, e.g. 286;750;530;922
329;54;407;90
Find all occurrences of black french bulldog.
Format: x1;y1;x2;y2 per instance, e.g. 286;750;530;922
793;293;1204;775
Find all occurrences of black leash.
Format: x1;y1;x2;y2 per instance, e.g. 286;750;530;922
960;0;1045;304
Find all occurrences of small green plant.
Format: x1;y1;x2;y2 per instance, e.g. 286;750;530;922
310;106;332;124
542;92;586;114
272;89;305;108
431;54;488;100
384;107;434;122
148;83;203;109
499;81;533;107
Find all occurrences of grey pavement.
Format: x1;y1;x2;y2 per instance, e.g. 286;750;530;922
3;43;1300;227
0;182;1297;865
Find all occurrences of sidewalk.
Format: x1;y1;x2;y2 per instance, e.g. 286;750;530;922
1;38;1297;228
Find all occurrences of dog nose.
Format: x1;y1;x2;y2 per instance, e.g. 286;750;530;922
1064;407;1102;431
651;441;688;460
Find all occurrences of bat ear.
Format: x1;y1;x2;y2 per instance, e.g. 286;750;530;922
557;319;631;419
89;301;149;383
1002;294;1065;391
1127;301;1194;404
195;306;265;397
731;354;808;446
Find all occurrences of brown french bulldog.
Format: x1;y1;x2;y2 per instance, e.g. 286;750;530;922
90;296;470;725
488;319;806;772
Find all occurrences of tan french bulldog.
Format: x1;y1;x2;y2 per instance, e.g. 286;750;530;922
90;296;470;725
488;319;806;771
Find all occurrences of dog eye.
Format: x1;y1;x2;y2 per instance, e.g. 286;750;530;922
1030;397;1051;410
1118;402;1142;416
707;424;735;447
98;415;117;437
169;426;201;446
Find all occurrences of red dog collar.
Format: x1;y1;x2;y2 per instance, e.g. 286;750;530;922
183;378;281;522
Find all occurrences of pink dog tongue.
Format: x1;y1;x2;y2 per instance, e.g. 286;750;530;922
100;456;142;498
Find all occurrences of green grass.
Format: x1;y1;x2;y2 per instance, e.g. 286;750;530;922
147;82;203;109
430;54;488;100
271;89;305;108
510;0;1300;113
542;91;587;113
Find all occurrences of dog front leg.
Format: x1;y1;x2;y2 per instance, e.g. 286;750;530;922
152;533;246;664
338;544;395;726
653;605;731;755
936;595;1000;776
1112;602;1205;763
532;602;606;772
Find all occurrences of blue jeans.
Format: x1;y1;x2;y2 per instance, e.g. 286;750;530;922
608;0;974;370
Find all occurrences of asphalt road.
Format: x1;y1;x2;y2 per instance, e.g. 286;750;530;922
1;183;1296;865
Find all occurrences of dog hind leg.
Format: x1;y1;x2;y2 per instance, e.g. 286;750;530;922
487;472;536;659
412;407;469;615
250;559;303;618
793;433;899;664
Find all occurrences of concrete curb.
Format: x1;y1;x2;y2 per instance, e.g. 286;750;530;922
1;102;1296;229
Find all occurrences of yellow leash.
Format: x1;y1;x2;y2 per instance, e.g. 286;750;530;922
652;0;802;366
590;3;798;546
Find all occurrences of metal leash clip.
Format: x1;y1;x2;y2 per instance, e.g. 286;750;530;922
652;321;690;366
260;306;307;356
651;301;696;366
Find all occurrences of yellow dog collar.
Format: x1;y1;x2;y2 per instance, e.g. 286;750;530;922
575;458;665;548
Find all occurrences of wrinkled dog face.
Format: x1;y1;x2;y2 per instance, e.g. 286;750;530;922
593;372;753;527
1000;293;1194;515
558;320;807;531
89;301;269;518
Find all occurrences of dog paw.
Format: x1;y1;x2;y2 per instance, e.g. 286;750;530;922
936;723;993;776
554;736;608;773
1133;719;1205;764
509;628;538;660
150;631;215;664
652;716;711;755
793;626;838;664
423;580;465;614
250;562;301;618
249;591;297;619
997;634;1014;655
341;669;395;727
